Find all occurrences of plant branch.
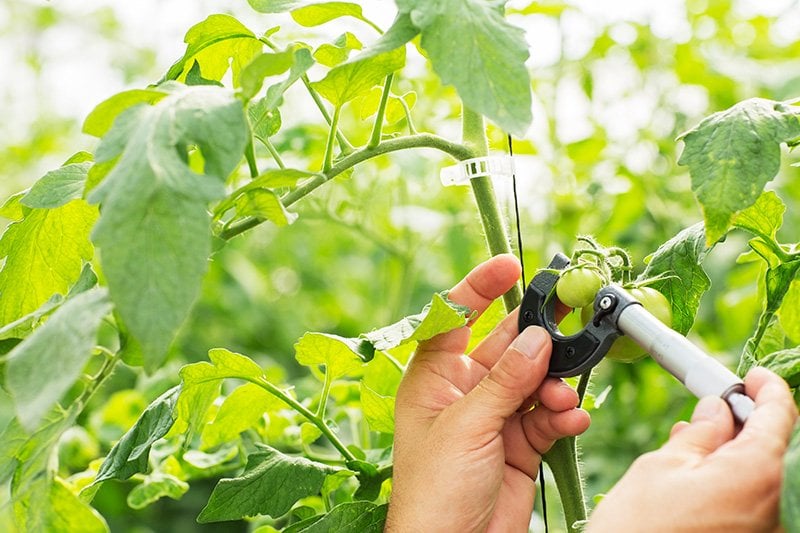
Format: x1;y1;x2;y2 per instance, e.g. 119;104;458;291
219;133;474;240
250;377;357;462
323;106;342;173
260;36;354;153
368;74;394;148
262;138;286;169
316;370;333;419
245;141;259;178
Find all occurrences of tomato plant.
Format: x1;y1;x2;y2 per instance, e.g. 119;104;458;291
0;1;799;532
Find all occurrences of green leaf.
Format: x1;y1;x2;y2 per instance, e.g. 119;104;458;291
314;32;363;67
0;251;95;340
82;88;169;138
176;349;264;438
311;47;405;106
90;386;179;487
642;223;712;335
249;99;282;141
758;349;800;387
733;191;785;239
295;333;373;380
164;14;262;87
5;288;111;431
780;281;800;343
127;473;189;510
202;383;288;449
22;162;92;209
196;445;336;523
88;85;249;370
360;384;395;434
248;0;305;12
399;0;532;135
782;423;800;532
363;292;472;351
677;98;800;246
291;3;368;27
235;188;298;226
15;477;109;533
240;49;296;101
295;501;388;533
263;48;315;110
349;13;419;64
0;199;97;329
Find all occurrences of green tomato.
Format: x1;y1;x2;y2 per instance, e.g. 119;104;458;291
580;287;672;363
556;268;604;308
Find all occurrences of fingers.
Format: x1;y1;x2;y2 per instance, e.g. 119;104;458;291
662;396;735;457
417;254;521;355
450;326;552;427
731;367;798;455
521;406;591;456
469;302;570;371
448;254;521;318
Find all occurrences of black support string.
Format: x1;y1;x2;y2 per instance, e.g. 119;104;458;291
506;134;548;533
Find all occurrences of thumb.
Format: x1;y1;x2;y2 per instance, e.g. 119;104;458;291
454;326;552;426
663;396;735;457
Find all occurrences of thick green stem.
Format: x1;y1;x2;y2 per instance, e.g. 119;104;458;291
544;437;587;531
461;108;522;312
461;107;587;530
368;74;394;148
219;133;473;240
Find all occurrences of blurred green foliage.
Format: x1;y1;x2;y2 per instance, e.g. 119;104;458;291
1;0;799;531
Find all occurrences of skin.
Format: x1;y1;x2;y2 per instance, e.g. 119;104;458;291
386;254;591;532
588;366;798;532
386;254;799;533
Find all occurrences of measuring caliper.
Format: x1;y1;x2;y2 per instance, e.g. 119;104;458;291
518;253;755;424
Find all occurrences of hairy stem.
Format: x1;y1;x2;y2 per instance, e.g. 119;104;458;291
461;107;522;312
219;133;474;240
461;107;587;530
544;437;586;531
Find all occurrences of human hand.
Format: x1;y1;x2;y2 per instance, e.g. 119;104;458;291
385;254;591;532
588;367;799;533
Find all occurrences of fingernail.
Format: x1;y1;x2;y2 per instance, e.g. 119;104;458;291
692;396;724;422
514;327;549;359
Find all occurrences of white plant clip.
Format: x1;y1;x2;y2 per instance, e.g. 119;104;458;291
440;156;515;186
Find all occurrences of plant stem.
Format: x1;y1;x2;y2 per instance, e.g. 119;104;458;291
323;106;342;173
316;370;333;419
250;377;357;462
460;107;522;313
460;106;587;530
219;133;474;240
368;74;394;148
260;36;354;153
544;437;586;531
245;141;259;178
263;138;286;169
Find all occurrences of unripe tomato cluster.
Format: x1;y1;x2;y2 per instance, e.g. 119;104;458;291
555;260;673;363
